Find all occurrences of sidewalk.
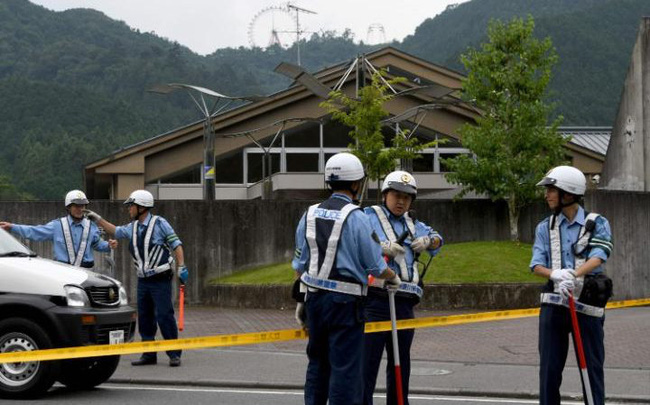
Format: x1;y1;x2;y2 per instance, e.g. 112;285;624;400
110;306;650;403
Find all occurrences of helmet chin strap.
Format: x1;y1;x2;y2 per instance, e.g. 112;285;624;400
556;190;579;213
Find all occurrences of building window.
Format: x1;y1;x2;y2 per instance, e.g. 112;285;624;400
247;153;280;183
156;165;201;184
216;151;244;184
286;153;319;172
284;122;320;147
412;153;434;172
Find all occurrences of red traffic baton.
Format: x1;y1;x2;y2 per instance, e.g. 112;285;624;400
178;284;185;332
568;294;594;405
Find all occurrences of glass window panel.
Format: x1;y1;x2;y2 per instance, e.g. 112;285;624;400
284;123;320;147
216;151;243;184
157;165;201;184
247;153;280;183
412;153;434;172
286;153;319;172
323;120;354;147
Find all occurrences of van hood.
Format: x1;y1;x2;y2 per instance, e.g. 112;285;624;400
0;257;91;297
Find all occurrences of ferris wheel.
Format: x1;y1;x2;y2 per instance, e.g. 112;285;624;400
248;5;298;49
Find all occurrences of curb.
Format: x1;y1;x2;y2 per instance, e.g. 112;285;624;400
108;378;650;403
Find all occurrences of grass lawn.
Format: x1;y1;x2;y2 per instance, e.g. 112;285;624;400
212;241;543;285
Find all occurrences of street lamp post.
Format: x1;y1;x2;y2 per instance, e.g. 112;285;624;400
148;84;265;200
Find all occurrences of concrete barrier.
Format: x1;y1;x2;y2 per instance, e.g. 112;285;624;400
204;283;544;310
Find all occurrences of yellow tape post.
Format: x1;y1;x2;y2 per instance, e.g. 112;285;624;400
0;298;647;364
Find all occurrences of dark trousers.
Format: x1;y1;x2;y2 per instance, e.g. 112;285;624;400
539;304;605;405
137;272;181;360
304;291;365;405
363;294;415;405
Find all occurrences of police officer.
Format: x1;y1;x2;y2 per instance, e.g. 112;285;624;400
363;170;442;405
292;152;401;405
531;166;613;405
84;190;188;368
0;190;117;268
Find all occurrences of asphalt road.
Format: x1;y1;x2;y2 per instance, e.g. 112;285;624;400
2;383;628;405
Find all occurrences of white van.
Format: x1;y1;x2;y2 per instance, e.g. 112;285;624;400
0;228;136;398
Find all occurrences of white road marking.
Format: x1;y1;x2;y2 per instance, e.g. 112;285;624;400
102;385;626;404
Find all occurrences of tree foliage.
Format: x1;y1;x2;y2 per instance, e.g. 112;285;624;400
444;16;566;241
320;71;435;201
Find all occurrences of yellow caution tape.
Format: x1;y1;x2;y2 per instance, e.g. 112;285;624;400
0;297;647;364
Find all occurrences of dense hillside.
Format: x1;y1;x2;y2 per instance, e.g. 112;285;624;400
0;0;649;199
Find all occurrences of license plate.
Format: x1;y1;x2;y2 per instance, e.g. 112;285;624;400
109;330;125;345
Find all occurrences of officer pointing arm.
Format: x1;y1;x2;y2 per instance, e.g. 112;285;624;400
1;190;116;269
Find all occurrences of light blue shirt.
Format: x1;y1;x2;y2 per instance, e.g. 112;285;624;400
292;193;388;284
530;206;612;273
11;215;110;264
114;213;182;250
364;205;443;280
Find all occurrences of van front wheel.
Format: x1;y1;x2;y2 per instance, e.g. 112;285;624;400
0;318;59;399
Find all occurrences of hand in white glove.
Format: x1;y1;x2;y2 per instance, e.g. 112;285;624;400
83;209;102;222
558;279;575;299
295;303;307;329
385;274;402;290
381;241;405;258
411;236;431;253
550;268;576;283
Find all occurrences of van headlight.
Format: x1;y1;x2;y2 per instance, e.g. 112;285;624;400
64;285;90;307
119;285;128;305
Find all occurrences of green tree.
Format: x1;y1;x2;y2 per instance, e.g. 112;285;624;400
320;71;435;202
444;16;566;241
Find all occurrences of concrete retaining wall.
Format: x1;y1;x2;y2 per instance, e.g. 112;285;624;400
205;283;544;310
0;199;547;304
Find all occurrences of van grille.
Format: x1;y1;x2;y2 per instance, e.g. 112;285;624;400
86;286;120;306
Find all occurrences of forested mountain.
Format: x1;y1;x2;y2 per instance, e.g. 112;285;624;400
1;0;648;199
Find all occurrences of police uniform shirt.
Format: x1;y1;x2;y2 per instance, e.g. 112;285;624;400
114;213;182;251
11;215;110;263
530;206;612;273
292;193;388;283
364;205;443;281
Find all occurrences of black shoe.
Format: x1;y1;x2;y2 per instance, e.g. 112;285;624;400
131;357;157;366
169;357;181;367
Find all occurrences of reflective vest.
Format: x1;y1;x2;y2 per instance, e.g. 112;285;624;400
367;206;423;298
129;216;172;278
299;197;367;296
59;217;91;267
543;212;604;317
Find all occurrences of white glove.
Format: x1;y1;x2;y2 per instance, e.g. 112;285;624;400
385;274;402;290
295;303;307;329
83;209;102;222
558;279;575;299
381;241;405;258
411;236;431;253
549;268;575;283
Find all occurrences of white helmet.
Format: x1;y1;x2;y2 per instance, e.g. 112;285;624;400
382;171;417;197
65;190;89;207
536;166;586;196
324;152;365;182
124;190;154;208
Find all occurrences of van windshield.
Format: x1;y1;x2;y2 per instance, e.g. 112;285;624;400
0;228;36;257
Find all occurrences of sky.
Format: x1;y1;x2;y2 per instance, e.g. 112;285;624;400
29;0;470;55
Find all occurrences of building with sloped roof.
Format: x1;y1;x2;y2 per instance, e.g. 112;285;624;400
84;47;608;200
